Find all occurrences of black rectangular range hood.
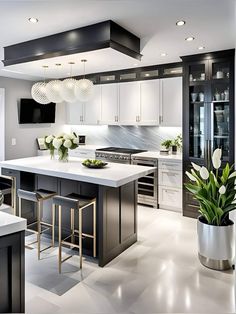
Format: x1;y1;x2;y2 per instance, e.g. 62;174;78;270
3;20;142;66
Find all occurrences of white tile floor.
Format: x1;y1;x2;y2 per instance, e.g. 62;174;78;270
25;206;235;313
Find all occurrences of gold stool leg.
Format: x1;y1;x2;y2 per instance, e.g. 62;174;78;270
79;207;82;269
52;204;55;247
71;208;75;245
19;197;22;217
58;205;62;273
37;201;41;260
93;201;96;258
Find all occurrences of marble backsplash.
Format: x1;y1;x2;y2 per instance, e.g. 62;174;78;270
66;125;182;151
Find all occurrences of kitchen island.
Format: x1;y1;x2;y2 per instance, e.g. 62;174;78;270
0;156;155;267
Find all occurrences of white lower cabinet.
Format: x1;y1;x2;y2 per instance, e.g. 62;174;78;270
158;160;182;212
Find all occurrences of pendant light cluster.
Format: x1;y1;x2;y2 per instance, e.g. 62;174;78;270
31;60;94;104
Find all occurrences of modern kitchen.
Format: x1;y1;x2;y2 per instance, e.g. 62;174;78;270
0;1;235;313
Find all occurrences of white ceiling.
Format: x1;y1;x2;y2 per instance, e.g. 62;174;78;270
0;0;235;80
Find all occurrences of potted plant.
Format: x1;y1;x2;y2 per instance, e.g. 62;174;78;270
45;133;79;162
185;148;236;270
161;139;172;152
173;134;182;154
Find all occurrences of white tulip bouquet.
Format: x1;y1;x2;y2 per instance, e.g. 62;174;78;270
44;133;79;161
185;148;236;226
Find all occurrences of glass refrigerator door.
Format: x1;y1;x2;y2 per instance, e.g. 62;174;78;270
189;103;205;159
212;102;230;161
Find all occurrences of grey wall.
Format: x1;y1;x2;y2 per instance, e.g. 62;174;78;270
0;77;66;160
69;125;182;151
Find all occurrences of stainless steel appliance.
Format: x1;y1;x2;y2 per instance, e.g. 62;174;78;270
95;147;146;164
131;156;158;208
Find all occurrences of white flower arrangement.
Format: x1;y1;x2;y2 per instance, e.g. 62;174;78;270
44;132;79;161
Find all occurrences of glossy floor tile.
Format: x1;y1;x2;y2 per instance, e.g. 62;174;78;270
25;206;235;313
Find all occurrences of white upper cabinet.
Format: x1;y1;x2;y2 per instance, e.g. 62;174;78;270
119;81;140;125
100;83;119;125
140;80;160;125
83;85;101;125
160;77;182;127
66;100;83;125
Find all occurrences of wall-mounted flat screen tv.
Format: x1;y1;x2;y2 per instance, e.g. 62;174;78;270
19;98;56;124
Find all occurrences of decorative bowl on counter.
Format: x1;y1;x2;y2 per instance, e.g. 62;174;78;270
82;159;108;169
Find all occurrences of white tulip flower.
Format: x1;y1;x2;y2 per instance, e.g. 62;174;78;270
212;148;222;169
53;138;62;149
229;171;236;179
219;185;226;195
45;135;53;143
64;139;72;148
200;166;209;180
191;162;201;172
73;137;79;145
186;171;197;182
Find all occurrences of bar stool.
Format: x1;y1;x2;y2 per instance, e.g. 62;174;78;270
17;188;56;260
52;193;96;273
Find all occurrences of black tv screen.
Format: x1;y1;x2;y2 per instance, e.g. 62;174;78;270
19;99;56;124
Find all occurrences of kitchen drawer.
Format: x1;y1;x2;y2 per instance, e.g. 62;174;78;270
158;185;182;208
158;160;182;171
158;168;182;187
1;168;18;177
70;150;95;159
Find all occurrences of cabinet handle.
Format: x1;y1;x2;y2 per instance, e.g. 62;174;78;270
136;116;138;122
159;116;162;124
138;115;140;122
162;163;180;167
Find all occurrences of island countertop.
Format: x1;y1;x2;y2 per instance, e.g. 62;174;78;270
0;211;26;237
0;156;155;188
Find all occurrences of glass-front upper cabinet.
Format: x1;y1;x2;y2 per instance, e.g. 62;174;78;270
189;102;205;159
212;102;229;161
188;62;207;83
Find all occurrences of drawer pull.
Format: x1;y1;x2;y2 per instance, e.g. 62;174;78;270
162;163;180;167
165;190;177;194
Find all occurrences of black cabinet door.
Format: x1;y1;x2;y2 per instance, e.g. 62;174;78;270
0;231;25;313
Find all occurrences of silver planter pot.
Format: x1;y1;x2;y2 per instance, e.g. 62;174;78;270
197;216;235;270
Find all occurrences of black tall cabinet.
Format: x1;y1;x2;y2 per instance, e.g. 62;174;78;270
181;49;235;218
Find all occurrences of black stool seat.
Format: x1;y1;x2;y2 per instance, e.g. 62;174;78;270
18;189;56;202
52;193;95;208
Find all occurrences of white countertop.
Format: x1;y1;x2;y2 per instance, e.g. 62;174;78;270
0;211;26;237
0;156;155;188
132;151;182;161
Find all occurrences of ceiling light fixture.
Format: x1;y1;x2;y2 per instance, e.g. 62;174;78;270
74;59;94;102
60;62;77;103
31;65;50;104
45;64;63;103
198;46;205;50
160;53;167;57
28;17;38;23
185;36;195;42
176;20;186;26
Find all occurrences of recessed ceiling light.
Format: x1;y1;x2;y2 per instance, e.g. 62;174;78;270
185;36;195;42
28;17;38;23
198;46;205;50
160;53;167;57
145;73;150;77
176;20;186;26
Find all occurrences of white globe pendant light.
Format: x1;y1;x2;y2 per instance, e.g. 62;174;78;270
74;59;94;102
45;63;63;103
31;82;50;104
31;65;50;104
46;79;63;103
60;62;77;103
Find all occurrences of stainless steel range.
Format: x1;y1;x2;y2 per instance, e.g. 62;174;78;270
95;147;147;164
